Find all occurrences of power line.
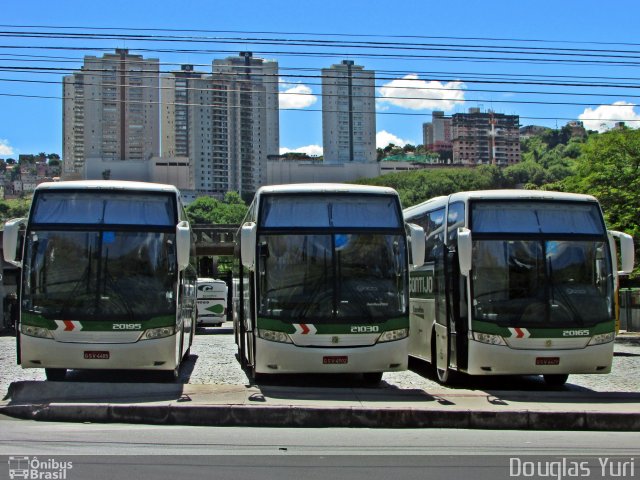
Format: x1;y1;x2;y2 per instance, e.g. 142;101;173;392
2;30;640;67
2;76;639;109
1;91;638;124
3;24;640;50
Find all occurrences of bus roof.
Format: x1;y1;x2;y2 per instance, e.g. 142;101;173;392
197;278;227;284
254;183;399;197
34;180;181;194
404;189;599;218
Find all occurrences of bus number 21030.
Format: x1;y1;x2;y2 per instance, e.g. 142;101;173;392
350;325;380;333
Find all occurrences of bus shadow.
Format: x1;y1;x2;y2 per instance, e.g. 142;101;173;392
61;354;198;385
408;356;597;394
238;362;436;403
0;327;16;337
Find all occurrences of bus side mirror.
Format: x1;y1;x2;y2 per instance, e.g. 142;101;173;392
176;221;191;271
241;222;257;271
3;217;26;267
407;223;425;268
610;230;635;275
458;227;472;276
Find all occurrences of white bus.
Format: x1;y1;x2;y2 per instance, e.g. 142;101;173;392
404;190;634;386
196;277;228;327
3;180;197;381
233;184;424;384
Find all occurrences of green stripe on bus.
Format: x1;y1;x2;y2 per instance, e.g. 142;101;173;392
471;319;616;337
20;311;176;330
206;304;225;314
256;316;409;334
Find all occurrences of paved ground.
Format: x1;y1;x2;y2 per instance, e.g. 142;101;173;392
2;325;640;429
2;323;640;396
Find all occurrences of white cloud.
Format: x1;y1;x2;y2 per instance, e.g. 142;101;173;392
376;131;414;149
0;139;14;156
279;83;318;110
578;102;640;132
280;144;323;156
378;75;466;111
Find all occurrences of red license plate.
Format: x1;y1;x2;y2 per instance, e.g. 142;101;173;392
84;351;110;360
323;356;348;365
536;357;560;366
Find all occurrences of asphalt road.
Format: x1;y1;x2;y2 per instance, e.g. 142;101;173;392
1;414;640;480
2;323;640;396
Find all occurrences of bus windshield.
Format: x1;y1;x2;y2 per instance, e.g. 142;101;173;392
31;191;175;226
22;230;177;321
257;233;407;322
472;239;613;327
260;194;402;229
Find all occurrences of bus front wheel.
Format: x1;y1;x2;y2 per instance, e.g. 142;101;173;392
432;336;455;385
45;368;66;381
543;374;569;387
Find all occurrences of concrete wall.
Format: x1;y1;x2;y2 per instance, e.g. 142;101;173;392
266;161;380;185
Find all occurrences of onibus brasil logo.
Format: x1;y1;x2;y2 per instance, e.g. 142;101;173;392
8;456;73;479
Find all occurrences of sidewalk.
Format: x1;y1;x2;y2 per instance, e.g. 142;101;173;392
2;380;640;431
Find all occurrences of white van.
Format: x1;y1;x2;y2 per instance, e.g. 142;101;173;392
196;278;228;327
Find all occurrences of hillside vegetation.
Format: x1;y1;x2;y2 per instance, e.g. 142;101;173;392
360;127;640;277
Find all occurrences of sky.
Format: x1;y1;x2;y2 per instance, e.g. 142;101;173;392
2;0;640;158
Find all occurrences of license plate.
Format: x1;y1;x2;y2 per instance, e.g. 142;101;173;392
323;356;348;365
536;357;560;366
84;351;110;360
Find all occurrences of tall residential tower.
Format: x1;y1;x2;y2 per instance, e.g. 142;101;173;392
161;53;279;199
63;49;160;177
213;53;279;199
322;60;376;164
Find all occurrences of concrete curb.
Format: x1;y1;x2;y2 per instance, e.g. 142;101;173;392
4;380;640;431
2;403;640;431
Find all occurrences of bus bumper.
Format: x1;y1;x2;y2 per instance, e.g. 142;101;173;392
19;334;179;371
197;315;225;327
254;337;408;374
465;339;614;375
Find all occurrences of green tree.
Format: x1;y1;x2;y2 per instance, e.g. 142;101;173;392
0;197;31;224
186;192;248;225
560;129;640;275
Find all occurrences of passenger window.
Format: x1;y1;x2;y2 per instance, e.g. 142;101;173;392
447;202;465;244
424;208;446;263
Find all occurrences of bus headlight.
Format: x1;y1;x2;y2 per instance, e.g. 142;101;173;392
472;332;507;346
588;332;615;346
141;326;176;340
258;329;293;344
21;324;54;339
378;328;409;343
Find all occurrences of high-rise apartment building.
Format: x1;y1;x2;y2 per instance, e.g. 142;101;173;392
63;49;160;177
161;54;279;199
161;65;229;195
322;60;376;164
451;108;520;165
423;111;452;154
212;53;279;199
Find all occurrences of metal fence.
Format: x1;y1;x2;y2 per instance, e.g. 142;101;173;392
620;289;640;332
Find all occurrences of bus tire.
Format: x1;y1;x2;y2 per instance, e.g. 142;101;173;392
431;336;454;385
45;368;66;381
161;366;179;383
543;374;569;387
185;318;195;358
362;372;383;386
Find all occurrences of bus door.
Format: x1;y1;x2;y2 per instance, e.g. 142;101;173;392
433;223;449;378
442;202;468;373
446;202;469;370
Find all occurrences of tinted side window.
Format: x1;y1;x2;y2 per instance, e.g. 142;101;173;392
447;202;465;244
411;208;445;263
